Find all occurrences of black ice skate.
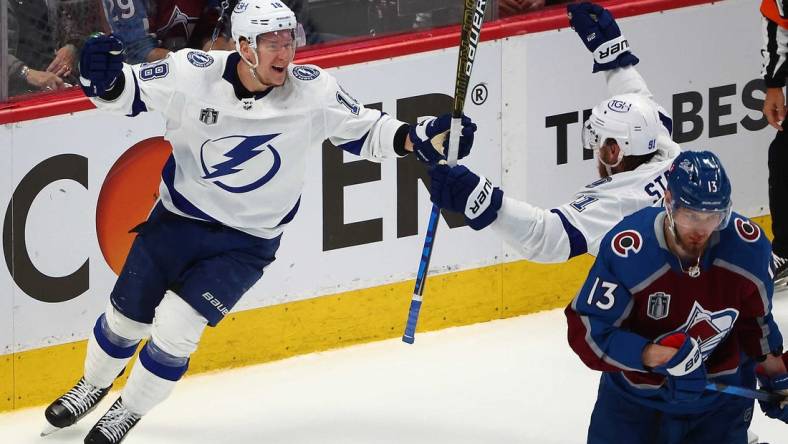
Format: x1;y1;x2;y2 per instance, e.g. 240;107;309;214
84;397;141;444
42;377;111;436
773;253;788;289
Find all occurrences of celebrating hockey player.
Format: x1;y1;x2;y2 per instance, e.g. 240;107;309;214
427;2;679;262
565;150;788;443
41;1;476;443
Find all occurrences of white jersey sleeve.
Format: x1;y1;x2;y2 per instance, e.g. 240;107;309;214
491;66;681;263
604;65;653;98
318;69;407;162
491;158;674;263
87;54;181;115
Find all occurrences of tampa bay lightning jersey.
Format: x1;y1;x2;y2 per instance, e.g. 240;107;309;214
566;206;783;414
490;66;680;263
89;49;407;238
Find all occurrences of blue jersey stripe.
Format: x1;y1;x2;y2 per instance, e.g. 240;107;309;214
550;208;588;259
128;71;148;117
161;155;219;223
337;131;370;156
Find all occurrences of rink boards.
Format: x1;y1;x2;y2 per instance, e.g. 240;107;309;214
0;0;775;411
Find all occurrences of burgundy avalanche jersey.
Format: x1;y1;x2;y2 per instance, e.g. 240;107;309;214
565;206;782;413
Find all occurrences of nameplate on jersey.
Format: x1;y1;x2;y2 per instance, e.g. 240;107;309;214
647;292;670;320
199;108;219;125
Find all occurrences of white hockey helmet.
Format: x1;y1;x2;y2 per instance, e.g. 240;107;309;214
582;93;662;162
231;0;305;49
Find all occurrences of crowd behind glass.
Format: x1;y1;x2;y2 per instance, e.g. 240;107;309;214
0;0;571;102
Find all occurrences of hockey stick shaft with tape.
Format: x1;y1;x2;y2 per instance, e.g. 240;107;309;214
705;382;786;403
403;0;487;344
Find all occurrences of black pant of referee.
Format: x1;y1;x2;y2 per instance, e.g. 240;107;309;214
769;119;788;282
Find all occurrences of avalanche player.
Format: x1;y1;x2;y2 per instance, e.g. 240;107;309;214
427;2;680;263
41;1;476;443
566;151;788;443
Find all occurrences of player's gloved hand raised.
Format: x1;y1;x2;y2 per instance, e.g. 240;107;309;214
567;2;639;73
79;33;125;97
756;355;788;423
652;333;707;402
409;114;477;164
428;164;503;230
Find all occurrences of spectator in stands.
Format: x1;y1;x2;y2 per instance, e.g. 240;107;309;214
8;0;72;95
6;0;104;97
104;0;316;65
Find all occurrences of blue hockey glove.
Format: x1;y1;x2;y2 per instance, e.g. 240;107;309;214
428;164;503;230
410;114;477;164
567;2;639;73
756;357;788;423
79;33;125;97
652;333;707;402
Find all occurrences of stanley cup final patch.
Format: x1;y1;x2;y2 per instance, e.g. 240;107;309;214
199;108;218;125
647;292;671;320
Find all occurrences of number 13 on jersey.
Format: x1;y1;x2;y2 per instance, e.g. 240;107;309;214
586;277;618;310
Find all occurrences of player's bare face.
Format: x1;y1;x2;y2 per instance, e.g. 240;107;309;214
255;31;296;87
670;207;723;257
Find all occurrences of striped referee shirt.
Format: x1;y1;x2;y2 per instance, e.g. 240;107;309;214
762;0;788;87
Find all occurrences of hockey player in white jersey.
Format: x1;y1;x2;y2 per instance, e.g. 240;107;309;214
40;1;477;443
428;2;679;263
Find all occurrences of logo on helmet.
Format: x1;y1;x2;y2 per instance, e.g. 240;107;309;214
234;1;249;13
675;159;694;176
607;100;632;113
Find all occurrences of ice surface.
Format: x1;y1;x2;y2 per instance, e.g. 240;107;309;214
1;293;787;443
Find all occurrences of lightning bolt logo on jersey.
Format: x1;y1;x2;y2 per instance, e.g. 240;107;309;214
199;134;282;193
88;50;406;239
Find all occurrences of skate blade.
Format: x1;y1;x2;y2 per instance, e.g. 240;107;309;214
40;422;62;437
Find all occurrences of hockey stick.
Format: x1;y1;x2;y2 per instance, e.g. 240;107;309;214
402;0;488;344
705;382;786;403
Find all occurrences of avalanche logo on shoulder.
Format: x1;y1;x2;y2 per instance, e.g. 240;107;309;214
611;230;642;258
607;99;631;113
200;134;282;193
292;66;320;81
734;217;761;243
187;51;214;68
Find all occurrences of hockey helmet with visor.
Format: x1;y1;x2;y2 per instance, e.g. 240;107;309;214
666;150;732;232
231;0;306;53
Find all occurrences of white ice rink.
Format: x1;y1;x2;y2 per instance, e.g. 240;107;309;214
1;299;787;443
